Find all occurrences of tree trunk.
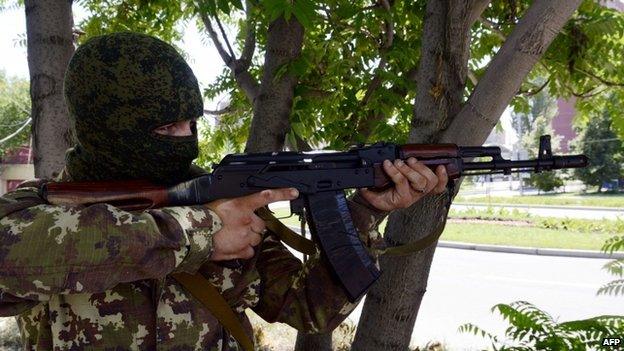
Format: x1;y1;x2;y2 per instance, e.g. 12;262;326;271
441;0;583;144
352;2;483;349
237;13;327;351
244;16;304;153
295;332;332;351
25;0;74;178
352;0;583;349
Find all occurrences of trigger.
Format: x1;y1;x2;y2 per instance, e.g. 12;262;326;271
290;197;305;216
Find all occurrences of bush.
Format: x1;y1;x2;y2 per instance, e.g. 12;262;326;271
525;172;564;193
572;110;623;192
459;234;624;350
459;301;624;350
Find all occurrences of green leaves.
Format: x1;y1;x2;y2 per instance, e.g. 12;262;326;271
260;0;316;28
290;0;315;29
78;0;624;164
599;235;624;296
0;72;31;155
77;0;192;43
460;301;624;350
571;106;623;191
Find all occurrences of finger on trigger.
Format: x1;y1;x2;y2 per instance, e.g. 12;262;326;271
244;190;274;210
249;188;299;210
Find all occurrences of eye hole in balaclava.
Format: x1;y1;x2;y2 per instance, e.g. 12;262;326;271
64;32;203;185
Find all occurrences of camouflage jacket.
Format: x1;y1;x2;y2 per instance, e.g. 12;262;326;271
0;171;386;350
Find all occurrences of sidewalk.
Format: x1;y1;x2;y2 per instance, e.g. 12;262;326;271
284;225;624;260
454;202;623;212
438;241;624;259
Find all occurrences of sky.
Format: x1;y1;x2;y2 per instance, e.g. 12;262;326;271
0;4;226;110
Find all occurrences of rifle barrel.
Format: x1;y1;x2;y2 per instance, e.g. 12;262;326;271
463;155;588;173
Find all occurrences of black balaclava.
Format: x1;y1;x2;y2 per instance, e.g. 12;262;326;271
64;32;203;184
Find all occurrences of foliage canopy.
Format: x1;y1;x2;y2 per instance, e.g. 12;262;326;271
572;107;623;191
0;72;30;156
74;0;624;166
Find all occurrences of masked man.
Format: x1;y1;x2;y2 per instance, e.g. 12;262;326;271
0;32;448;350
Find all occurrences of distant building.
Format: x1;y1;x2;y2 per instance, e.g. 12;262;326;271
0;146;34;195
552;99;577;152
606;0;624;11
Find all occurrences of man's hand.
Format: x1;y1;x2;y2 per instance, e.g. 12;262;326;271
207;188;299;261
358;158;449;212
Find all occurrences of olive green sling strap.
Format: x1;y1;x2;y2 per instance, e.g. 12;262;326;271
170;209;321;351
256;207;442;257
171;272;254;351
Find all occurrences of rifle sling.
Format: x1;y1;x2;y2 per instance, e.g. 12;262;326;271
171;272;254;351
256;208;441;257
256;207;317;255
380;227;444;256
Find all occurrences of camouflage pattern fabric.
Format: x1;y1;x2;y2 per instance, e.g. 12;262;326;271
0;171;386;350
64;32;203;184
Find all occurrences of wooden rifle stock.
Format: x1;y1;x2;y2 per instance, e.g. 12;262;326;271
43;180;169;211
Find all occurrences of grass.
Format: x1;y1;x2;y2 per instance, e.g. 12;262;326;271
269;207;621;251
449;207;624;234
440;222;612;251
454;192;624;208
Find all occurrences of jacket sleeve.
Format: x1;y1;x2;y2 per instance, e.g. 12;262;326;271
0;186;222;303
251;195;388;333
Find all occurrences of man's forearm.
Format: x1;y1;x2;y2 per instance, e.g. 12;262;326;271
347;191;389;255
0;193;220;300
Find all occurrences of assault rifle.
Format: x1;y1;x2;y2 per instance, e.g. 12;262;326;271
42;135;587;302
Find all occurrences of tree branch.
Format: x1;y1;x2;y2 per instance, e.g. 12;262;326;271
200;11;232;65
518;77;550;96
574;67;624;87
467;69;479;86
479;16;506;40
199;9;260;101
203;106;233;115
239;0;256;69
245;16;305;152
410;0;485;143
441;0;584;145
380;0;394;50
570;86;607;98
214;11;236;59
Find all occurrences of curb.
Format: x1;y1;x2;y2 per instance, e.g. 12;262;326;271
453;202;624;213
438;241;624;259
285;225;623;259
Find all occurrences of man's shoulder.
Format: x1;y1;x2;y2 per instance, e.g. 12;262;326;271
0;176;52;218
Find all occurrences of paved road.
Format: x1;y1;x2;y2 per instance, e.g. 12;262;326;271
345;248;623;350
452;203;623;220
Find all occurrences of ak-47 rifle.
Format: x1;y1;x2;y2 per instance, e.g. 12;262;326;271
42;135;587;302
